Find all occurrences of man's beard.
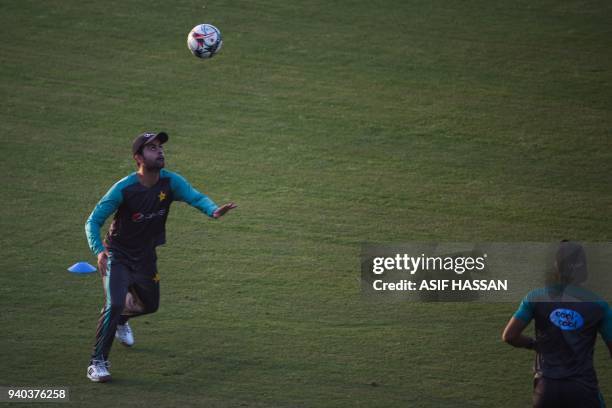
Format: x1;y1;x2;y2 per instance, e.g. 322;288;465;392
144;157;165;170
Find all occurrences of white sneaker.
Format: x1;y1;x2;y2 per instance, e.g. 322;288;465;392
116;322;134;347
87;359;111;382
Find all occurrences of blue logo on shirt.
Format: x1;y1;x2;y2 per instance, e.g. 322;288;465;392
549;308;584;331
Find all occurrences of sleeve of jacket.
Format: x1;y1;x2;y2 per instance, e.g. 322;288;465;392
168;171;219;217
513;292;535;323
85;181;124;256
599;301;612;342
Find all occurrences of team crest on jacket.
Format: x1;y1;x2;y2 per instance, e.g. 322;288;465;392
158;191;166;202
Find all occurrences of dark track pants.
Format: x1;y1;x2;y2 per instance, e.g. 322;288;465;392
533;377;605;408
91;253;160;361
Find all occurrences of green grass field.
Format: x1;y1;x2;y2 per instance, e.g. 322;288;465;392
1;0;611;406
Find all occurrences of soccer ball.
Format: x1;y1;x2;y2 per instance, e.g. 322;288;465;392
187;24;223;59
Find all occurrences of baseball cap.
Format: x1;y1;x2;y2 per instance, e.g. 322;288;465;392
132;131;169;155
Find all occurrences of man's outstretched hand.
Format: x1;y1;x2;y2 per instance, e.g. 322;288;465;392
213;202;237;219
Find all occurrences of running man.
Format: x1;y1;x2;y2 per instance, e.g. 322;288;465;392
502;241;612;407
84;131;236;382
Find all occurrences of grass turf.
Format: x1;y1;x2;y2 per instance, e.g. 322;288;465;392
1;0;611;406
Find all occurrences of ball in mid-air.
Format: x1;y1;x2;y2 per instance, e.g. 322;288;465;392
187;24;223;59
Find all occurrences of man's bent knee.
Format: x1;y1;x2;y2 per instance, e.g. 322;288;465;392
122;291;145;315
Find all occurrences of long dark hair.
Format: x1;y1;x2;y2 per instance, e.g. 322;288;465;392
555;240;587;285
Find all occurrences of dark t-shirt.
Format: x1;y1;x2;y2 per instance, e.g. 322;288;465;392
514;285;612;390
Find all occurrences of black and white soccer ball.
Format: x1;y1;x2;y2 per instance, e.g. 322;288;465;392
187;24;223;59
